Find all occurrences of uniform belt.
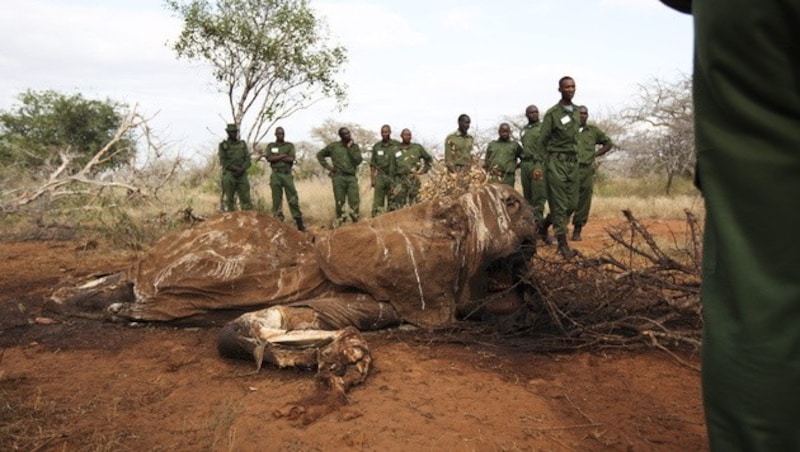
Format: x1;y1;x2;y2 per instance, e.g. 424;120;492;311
578;162;592;168
520;158;534;162
272;167;292;174
550;152;578;163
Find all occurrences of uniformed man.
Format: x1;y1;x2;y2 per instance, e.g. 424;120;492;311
444;114;474;173
370;124;399;216
483;123;522;187
389;128;433;210
263;126;305;232
317;127;363;224
538;76;581;258
569;106;613;241
662;1;800;449
218;123;253;211
520;104;551;244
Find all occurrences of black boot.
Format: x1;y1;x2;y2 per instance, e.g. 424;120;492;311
295;217;306;232
571;225;582;241
556;234;576;258
537;217;553;246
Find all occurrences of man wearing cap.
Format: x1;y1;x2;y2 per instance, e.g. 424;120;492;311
218;123;253;211
263;126;305;231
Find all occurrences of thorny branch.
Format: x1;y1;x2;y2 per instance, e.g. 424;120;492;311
431;210;704;369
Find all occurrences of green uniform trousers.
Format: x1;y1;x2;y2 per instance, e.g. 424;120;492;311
389;175;421;211
570;163;594;227
221;171;252;211
519;161;548;223
371;173;392;217
487;172;516;188
544;154;578;236
332;174;360;223
270;170;302;220
693;0;800;450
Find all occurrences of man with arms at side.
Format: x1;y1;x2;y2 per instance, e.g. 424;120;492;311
263;126;305;232
538;76;581;258
569;106;613;241
520;104;551;244
370;124;398;217
662;1;800;449
317;127;363;224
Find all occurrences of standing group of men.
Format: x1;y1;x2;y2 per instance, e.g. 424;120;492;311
477;76;613;257
218;75;613;257
217;122;434;228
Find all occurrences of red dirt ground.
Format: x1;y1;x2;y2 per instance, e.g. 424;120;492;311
0;219;707;451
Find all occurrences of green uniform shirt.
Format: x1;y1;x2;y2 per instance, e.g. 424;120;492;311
444;131;474;168
218;139;251;173
577;125;612;165
538;103;581;154
391;142;433;176
264;141;296;171
317;141;363;176
484;139;522;174
520;122;543;163
371;139;399;174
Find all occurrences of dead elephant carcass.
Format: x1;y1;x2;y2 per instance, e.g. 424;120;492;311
49;184;536;420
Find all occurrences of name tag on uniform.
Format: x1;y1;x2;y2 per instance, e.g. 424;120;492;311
271;147;279;154
395;151;402;158
377;150;384;156
560;115;571;125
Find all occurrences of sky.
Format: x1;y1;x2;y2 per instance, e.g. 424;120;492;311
0;0;693;162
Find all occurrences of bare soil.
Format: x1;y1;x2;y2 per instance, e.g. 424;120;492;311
0;219;707;451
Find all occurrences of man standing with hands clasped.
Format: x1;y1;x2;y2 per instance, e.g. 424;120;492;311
218;123;252;211
317;127;363;224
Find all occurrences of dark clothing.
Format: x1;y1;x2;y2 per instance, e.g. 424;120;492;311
444;130;474;171
483;139;522;187
520;122;548;223
218;139;252;211
317;141;363;223
389;142;433;209
370;139;399;216
667;0;800;449
538;103;581;235
265;141;302;220
571;125;613;227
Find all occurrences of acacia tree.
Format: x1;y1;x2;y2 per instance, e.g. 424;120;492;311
0;90;135;174
621;74;694;193
165;0;348;147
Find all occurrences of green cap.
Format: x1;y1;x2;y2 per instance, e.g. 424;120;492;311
226;123;238;132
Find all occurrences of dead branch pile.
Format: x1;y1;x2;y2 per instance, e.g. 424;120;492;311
418;157;488;201
427;209;703;363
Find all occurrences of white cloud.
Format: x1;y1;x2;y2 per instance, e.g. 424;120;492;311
316;2;427;49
